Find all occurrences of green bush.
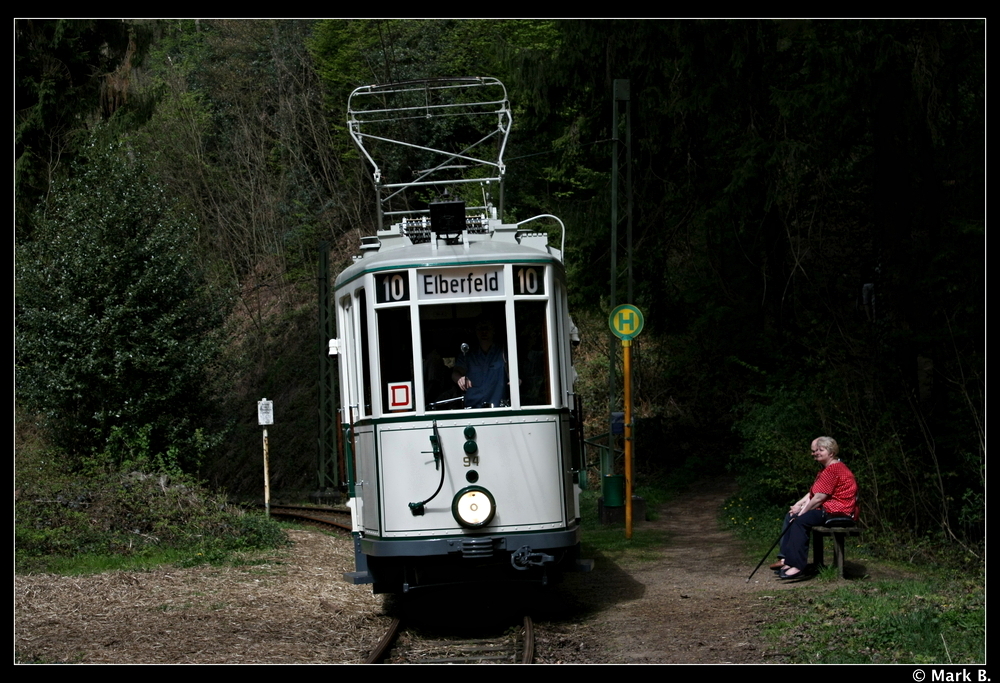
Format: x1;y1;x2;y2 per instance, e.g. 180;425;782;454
729;379;821;505
15;137;225;468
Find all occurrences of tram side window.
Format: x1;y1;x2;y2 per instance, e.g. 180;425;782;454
515;300;551;406
420;302;509;410
358;289;373;416
339;295;357;412
377;307;414;413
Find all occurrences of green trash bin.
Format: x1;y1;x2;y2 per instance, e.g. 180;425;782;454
603;474;625;507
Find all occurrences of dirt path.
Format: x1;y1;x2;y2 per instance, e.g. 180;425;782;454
533;478;806;663
16;478;809;664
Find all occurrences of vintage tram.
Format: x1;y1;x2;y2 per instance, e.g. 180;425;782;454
331;78;589;593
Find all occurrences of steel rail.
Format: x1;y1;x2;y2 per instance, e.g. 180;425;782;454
267;505;352;532
365;618;402;664
366;615;534;664
521;615;535;664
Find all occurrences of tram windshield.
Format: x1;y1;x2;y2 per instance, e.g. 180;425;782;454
417;301;550;411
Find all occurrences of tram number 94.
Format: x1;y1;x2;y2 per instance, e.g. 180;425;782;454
377;272;410;303
514;267;544;295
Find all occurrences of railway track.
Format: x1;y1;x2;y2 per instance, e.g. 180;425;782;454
366;615;534;664
266;504;352;532
265;504;537;663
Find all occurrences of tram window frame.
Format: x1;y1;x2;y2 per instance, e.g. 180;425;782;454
419;301;514;411
552;279;570;410
375;305;415;414
513;300;551;407
357;288;373;417
338;294;358;419
511;263;556;409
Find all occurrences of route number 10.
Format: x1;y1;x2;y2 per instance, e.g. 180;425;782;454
377;272;409;303
515;267;544;295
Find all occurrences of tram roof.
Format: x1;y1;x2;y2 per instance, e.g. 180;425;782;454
334;234;563;290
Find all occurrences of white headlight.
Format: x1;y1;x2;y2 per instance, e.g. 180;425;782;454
452;487;496;528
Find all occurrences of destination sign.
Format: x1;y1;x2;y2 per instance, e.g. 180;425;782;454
417;267;504;300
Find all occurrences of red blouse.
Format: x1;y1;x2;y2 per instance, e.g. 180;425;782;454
810;461;858;518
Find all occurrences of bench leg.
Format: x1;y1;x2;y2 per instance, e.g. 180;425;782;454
811;529;825;568
833;532;846;579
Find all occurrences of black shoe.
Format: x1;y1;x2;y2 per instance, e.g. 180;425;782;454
778;567;806;580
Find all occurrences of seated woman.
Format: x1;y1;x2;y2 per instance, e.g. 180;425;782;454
774;436;857;579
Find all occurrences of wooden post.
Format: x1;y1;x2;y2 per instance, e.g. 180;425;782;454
263;428;270;516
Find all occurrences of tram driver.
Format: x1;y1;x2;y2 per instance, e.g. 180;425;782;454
452;317;509;408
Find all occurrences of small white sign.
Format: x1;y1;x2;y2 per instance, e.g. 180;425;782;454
387;382;413;411
258;398;274;425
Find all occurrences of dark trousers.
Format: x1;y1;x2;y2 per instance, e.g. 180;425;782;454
779;510;826;570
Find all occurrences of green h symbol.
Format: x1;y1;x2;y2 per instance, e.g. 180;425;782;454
618;310;636;332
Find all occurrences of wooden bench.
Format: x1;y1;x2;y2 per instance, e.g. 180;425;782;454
811;525;861;579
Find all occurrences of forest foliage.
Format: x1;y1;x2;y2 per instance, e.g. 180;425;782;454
15;20;984;552
17;140;223;471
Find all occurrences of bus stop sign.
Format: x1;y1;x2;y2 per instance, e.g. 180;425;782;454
609;304;644;341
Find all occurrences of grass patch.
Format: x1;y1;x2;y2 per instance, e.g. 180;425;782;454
581;527;669;565
758;577;985;663
578;489;668;566
720;495;788;550
21;547;194;575
17;528;288;575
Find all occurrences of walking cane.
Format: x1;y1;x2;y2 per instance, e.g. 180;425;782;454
746;516;795;582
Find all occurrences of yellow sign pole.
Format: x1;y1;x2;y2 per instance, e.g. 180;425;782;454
623;338;633;539
608;305;643;541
